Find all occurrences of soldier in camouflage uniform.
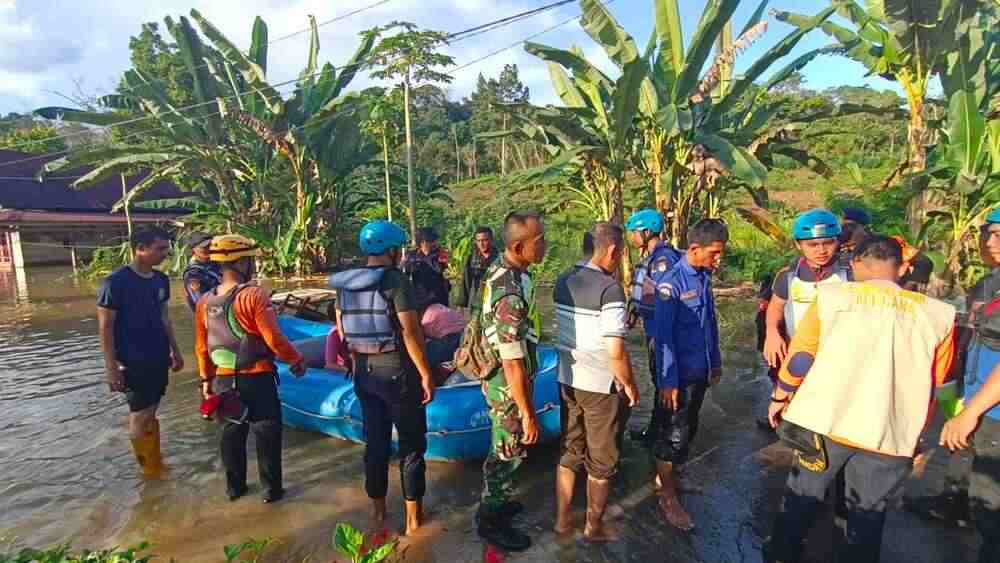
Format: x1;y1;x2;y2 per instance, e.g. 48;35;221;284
475;211;546;552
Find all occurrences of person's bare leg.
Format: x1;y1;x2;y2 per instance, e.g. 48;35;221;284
370;497;388;534
656;461;693;531
404;499;423;535
554;465;577;534
583;477;620;542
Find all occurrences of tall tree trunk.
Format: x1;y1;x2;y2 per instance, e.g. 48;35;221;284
452;125;461;181
472;137;478;178
382;130;392;222
500;113;508;177
403;74;417;242
121;174;134;260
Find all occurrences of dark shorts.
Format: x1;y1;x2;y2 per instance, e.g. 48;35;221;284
122;364;169;412
560;384;630;480
652;381;709;465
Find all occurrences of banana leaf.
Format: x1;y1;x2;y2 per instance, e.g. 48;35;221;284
579;0;640;69
654;0;684;84
883;0;957;68
190;9;283;115
331;29;378;99
133;196;209;210
611;58;649;151
775;10;886;72
763;46;843;92
548;63;588;109
169;16;224;141
525;42;613;90
948;89;987;177
697;133;767;188
735;206;792;245
740;0;771;37
673;0;741;105
772;146;834;179
111;163;187;211
712;6;837;119
71;152;178;188
121;69;203;142
832;0;893;46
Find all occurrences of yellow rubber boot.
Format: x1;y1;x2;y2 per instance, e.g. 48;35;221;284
130;419;163;477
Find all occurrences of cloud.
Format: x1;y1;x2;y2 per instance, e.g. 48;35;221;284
0;0;586;112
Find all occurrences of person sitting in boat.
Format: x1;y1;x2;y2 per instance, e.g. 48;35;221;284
421;302;466;385
328;220;436;537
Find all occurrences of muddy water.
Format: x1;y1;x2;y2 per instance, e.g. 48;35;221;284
0;268;978;562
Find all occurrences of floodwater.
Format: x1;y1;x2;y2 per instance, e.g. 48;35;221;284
0;267;981;562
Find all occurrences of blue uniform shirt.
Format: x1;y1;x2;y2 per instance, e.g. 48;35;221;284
653;255;721;389
631;241;682;335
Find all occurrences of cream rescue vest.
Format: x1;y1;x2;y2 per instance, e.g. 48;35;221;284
783;261;851;336
783;281;956;457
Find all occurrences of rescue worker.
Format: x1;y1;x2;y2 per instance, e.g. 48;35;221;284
623;208;682;443
553;222;640;541
651;218;729;531
764;236;956;563
458;226;499;309
328;220;437;536
195;235;307;503
938;207;1000;563
836;206;872;269
97;226;185;477
182;232;221;312
403;227;451;307
474;211;546;552
762;208;850;371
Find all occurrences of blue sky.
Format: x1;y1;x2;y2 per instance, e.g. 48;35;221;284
0;0;913;116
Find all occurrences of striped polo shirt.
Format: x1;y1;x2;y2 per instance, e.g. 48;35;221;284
553;262;629;394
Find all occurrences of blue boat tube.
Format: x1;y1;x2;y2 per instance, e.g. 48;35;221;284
275;315;561;462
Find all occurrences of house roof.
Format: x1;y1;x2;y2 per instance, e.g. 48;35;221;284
0;149;188;213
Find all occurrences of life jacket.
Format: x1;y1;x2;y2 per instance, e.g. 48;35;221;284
782;259;851;336
205;284;275;371
329;267;398;355
480;261;541;376
964;294;1000;421
783;281;956;457
630;241;682;318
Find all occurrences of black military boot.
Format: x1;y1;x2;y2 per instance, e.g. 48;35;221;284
477;505;532;552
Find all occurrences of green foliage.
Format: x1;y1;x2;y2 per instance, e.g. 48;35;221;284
0;124;68;154
368;22;455;86
222;537;275;563
332;523;396;563
0;542;153;563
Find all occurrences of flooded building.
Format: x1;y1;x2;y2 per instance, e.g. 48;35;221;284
0;149;187;274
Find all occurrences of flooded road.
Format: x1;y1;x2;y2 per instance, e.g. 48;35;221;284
0;267;980;562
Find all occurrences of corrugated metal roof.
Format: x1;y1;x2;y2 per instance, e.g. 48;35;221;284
0;149;188;212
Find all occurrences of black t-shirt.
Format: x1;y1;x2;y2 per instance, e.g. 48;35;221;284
968;269;1000;312
97;266;171;366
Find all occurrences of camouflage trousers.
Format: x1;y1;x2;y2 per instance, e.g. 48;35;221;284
480;370;528;512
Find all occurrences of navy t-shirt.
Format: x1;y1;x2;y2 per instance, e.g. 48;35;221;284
97;266;171;367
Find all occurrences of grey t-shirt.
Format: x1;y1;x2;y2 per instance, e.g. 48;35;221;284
553;262;628;394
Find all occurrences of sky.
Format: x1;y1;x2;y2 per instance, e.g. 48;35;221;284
0;0;911;116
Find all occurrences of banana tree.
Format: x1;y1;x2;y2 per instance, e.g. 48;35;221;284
775;0;984;176
361;88;404;221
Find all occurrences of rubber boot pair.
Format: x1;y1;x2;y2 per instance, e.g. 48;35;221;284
130;419;163;478
477;502;531;552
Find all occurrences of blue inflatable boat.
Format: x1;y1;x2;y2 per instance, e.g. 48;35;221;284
274;315;561;462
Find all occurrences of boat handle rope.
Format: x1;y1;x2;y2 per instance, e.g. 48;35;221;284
281;401;560;437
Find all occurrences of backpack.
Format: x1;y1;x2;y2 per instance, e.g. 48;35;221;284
453;279;500;380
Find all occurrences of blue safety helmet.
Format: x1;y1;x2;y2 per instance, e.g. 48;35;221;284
359;220;408;255
625;208;664;234
792;208;842;241
986;206;1000;225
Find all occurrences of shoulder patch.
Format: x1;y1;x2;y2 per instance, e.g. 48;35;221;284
679;289;699;300
657;282;674;300
654;258;670;273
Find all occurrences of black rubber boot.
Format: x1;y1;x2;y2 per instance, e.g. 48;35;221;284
477;506;532;552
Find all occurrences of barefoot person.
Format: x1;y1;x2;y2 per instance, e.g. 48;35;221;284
474;211;547;552
764;236;956;563
98;226;184;477
329;221;437;535
650;219;728;531
553;222;639;541
195;235;307;503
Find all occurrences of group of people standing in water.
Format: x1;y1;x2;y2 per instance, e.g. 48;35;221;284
95;203;1000;562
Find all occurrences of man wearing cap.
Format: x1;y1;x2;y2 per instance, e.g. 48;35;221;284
182;232;221;312
836;207;872;270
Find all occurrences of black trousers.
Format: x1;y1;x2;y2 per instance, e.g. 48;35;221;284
220;373;283;495
972;417;1000;563
769;437;911;563
651;381;708;464
355;356;428;501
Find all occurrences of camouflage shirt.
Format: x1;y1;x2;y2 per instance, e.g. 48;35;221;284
479;256;540;378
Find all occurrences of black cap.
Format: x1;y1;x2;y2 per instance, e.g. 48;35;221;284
188;232;214;248
842;207;872;226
